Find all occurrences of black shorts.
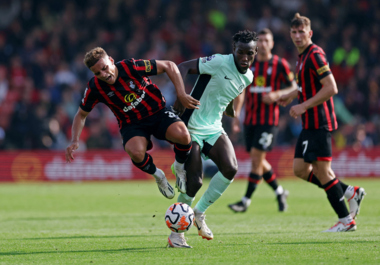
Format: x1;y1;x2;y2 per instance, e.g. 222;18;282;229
120;107;182;148
243;125;278;152
294;129;332;163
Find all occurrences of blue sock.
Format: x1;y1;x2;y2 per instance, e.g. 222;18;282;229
177;193;195;207
194;171;233;213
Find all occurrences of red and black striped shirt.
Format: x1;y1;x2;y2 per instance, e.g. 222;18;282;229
244;55;293;126
295;44;338;131
80;59;165;129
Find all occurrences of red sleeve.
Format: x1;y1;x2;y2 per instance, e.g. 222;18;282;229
309;52;332;81
280;58;294;87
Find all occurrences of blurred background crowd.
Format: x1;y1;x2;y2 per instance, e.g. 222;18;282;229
0;0;379;151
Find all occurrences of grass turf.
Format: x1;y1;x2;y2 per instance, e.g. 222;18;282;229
0;178;379;264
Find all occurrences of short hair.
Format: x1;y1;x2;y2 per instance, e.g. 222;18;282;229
258;28;273;37
232;30;258;45
291;13;311;28
83;47;108;68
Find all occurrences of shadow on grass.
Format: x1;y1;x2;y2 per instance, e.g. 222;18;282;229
0;247;162;256
16;231;291;241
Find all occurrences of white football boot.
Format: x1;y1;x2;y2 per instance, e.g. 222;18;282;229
194;209;214;240
168;232;192;248
323;220;357;232
347;186;366;219
171;163;187;194
154;169;175;199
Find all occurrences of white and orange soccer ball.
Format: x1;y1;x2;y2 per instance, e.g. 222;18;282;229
165;202;194;233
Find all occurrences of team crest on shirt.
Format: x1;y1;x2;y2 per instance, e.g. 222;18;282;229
255;76;265;87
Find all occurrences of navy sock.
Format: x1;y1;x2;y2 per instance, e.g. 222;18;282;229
244;173;262;198
132;153;156;174
263;169;278;191
174;142;192;163
322;178;350;218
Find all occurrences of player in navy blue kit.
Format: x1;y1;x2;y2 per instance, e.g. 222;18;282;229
278;14;365;232
65;47;200;199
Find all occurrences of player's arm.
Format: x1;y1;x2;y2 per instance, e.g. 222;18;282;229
172;59;200;115
262;80;298;104
224;100;235;118
156;60;200;110
65;108;90;163
231;91;245;132
277;88;298;107
289;74;337;119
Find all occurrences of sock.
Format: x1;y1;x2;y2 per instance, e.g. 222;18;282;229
178;193;195;207
275;185;284;195
339;215;354;225
263;169;279;191
244;173;262;198
344;185;355;200
322;178;350;218
194;171;232;213
173;142;192;163
241;196;251;207
173;160;184;171
307;171;322;188
132;153;156;174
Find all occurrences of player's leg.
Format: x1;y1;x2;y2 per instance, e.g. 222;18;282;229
312;161;356;232
155;108;192;193
262;158;289;211
169;142;202;248
193;133;236;240
124;136;174;199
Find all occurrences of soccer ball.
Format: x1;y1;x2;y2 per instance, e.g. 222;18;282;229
165;202;194;233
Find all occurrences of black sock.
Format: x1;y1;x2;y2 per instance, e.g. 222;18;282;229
263;169;278;191
244;173;262;198
339;180;349;193
132;153;156;174
173;142;192;163
307;171;322;188
322;178;350;218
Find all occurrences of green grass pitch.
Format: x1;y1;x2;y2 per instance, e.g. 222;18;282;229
0;178;379;264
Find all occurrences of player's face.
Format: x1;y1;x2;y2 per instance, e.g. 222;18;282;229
257;33;274;55
233;41;257;73
290;25;313;51
90;56;118;84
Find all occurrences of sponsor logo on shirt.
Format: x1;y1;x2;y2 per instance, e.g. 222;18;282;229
201;55;215;63
123;91;146;112
249;86;272;93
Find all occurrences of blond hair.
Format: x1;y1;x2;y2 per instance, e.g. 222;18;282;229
83;47;107;68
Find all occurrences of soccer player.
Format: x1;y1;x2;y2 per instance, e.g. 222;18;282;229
228;28;297;213
168;30;258;248
278;14;366;232
65;47;200;199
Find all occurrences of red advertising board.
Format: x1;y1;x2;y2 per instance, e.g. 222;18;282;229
0;147;379;182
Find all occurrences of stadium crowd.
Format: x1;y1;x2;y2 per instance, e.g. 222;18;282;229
0;0;379;151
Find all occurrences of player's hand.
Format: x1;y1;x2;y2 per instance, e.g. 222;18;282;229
172;99;185;116
232;118;241;133
178;94;200;110
262;92;277;105
289;104;306;119
65;141;79;163
277;94;293;107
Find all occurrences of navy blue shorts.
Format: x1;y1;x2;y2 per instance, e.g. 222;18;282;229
294;129;333;163
244;125;278;152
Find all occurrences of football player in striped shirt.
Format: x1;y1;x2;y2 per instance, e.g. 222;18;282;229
278;13;366;232
228;28;297;213
65;47;200;200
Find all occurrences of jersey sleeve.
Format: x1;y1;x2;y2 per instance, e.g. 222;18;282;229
279;58;294;87
80;82;98;112
125;59;158;77
198;54;225;75
309;52;331;81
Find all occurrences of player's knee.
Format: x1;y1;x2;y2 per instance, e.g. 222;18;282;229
177;132;191;145
293;167;308;179
220;163;238;180
127;149;146;163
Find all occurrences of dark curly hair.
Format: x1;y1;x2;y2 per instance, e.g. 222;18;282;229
232;30;258;45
